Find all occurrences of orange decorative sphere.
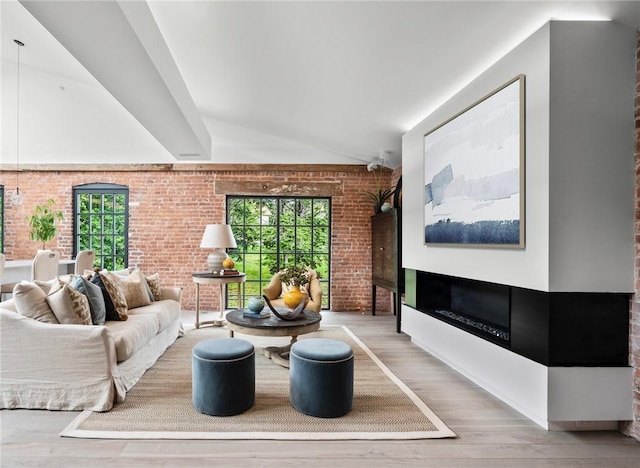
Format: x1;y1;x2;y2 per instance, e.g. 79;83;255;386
222;257;235;270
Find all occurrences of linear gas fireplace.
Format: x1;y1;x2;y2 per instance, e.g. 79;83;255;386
416;272;511;347
415;271;629;366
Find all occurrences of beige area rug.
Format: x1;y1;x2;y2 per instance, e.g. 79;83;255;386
61;325;456;440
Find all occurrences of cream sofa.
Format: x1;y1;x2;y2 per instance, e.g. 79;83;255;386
0;285;183;412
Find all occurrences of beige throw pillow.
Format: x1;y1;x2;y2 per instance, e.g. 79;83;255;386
145;272;162;301
13;281;59;324
111;269;152;309
46;282;92;325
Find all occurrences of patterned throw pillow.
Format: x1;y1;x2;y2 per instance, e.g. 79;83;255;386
109;269;152;310
46;282;92;325
70;276;107;325
98;271;129;321
145;272;162;301
13;281;59;324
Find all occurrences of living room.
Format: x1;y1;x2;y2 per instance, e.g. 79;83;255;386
1;1;640;465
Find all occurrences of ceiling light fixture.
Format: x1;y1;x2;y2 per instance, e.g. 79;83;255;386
11;39;25;206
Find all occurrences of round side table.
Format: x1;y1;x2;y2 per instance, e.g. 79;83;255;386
192;272;246;328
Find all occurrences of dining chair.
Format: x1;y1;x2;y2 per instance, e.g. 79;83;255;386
75;250;96;275
0;253;12;301
31;250;61;282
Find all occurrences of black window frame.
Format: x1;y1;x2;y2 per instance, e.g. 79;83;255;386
226;195;331;310
73;183;129;270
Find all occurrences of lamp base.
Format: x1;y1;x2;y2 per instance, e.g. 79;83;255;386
207;250;229;273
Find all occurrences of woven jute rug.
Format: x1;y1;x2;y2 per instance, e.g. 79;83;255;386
61;325;456;440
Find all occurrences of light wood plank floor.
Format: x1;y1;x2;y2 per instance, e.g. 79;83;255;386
2;310;640;467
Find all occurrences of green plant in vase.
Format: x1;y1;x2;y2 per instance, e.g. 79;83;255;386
277;265;311;288
361;153;396;214
274;264;312;310
26;199;64;250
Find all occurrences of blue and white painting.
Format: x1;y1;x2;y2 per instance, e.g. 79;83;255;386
424;76;524;246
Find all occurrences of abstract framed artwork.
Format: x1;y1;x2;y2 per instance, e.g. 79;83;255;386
424;75;525;247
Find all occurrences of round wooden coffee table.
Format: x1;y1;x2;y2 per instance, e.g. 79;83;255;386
225;308;322;368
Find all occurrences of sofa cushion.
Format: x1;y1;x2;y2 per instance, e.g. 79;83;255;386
90;272;119;321
111;269;152;309
46;281;92;325
13;281;59;324
33;277;59;295
126;299;181;332
97;271;128;321
105;314;160;361
145;272;163;301
70;276;106;325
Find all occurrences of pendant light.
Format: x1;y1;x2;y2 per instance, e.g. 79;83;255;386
10;39;25;206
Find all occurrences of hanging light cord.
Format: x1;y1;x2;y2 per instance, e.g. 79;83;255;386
14;39;24;199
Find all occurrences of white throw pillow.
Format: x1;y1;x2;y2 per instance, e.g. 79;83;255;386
33;278;59;295
13;281;59;324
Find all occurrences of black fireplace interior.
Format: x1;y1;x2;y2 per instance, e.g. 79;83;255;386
415;270;629;366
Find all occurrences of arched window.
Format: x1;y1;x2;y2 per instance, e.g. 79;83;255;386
73;183;129;270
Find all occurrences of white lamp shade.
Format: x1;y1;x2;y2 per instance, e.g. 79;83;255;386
199;224;237;249
200;224;237;272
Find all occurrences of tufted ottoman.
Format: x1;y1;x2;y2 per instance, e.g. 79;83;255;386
192;338;255;416
289;338;354;418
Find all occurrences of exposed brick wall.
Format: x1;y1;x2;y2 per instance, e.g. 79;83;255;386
0;168;394;313
624;29;640;441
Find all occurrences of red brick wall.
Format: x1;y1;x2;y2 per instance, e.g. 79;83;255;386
625;30;640;441
0;168;394;313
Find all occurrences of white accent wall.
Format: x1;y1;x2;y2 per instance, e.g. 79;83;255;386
401;21;635;293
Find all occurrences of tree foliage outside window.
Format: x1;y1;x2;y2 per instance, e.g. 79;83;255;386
227;196;330;309
73;183;128;270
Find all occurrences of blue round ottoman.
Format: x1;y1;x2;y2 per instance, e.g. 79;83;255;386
192;338;255;416
290;338;354;418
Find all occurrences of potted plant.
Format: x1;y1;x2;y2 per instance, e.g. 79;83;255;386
362;186;396;214
362;156;396;214
278;264;310;287
26;199;64;250
276;264;311;309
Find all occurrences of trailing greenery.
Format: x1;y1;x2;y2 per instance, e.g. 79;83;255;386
26;199;64;250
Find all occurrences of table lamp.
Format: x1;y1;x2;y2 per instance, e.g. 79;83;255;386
199;224;237;273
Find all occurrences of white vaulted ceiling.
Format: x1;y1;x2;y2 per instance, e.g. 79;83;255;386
1;0;639;168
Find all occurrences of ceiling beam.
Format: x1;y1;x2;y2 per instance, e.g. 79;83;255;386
19;0;212;161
